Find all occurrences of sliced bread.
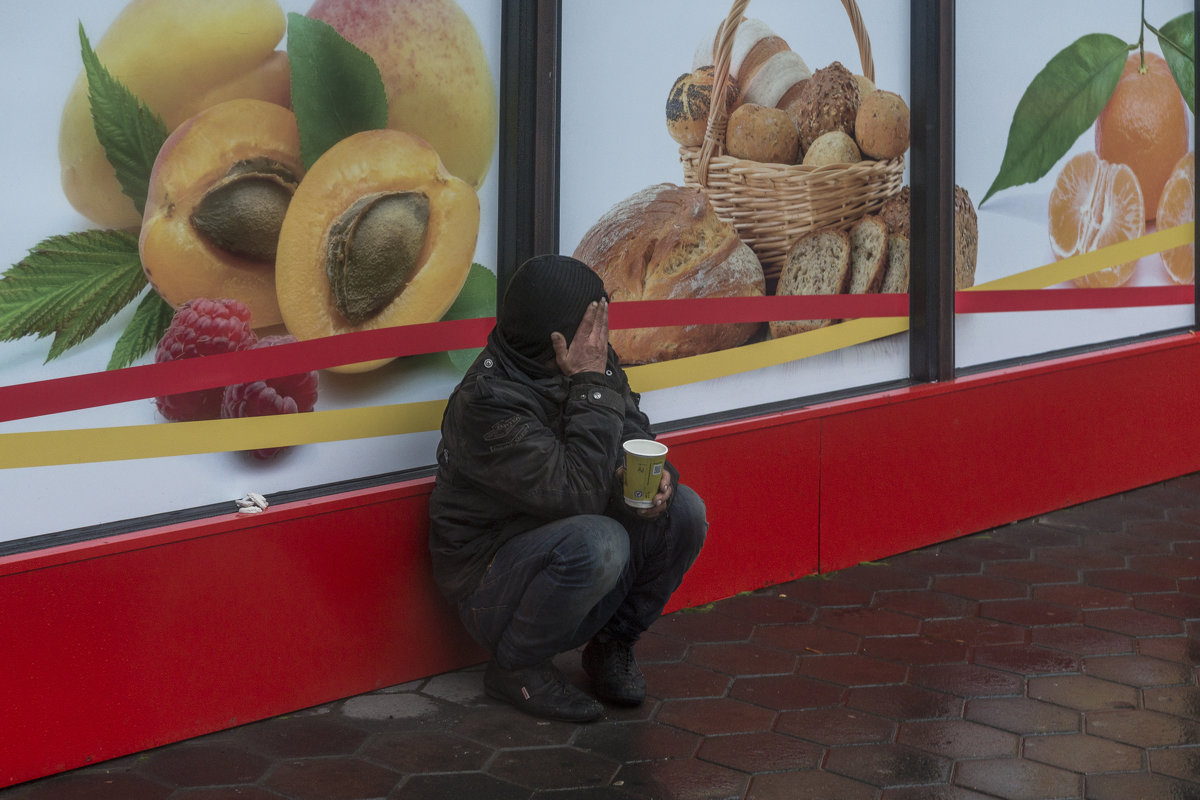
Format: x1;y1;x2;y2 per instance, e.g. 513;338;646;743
769;227;851;338
880;234;909;293
847;215;888;294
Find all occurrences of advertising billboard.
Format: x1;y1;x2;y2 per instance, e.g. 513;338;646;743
0;0;501;542
956;0;1194;368
560;0;913;425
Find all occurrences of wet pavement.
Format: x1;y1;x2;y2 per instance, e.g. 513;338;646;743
3;475;1199;799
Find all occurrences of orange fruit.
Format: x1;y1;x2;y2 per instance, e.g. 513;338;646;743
1048;150;1145;288
1095;51;1189;221
1156;150;1195;284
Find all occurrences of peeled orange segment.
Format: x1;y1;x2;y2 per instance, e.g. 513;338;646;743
1156;151;1195;285
1048;151;1145;288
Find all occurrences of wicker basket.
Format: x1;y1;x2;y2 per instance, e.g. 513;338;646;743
680;0;905;279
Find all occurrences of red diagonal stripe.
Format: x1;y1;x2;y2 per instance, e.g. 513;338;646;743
0;286;1191;423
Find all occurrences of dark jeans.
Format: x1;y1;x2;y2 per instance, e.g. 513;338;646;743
459;485;707;669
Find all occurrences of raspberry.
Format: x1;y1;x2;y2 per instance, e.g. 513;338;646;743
154;298;258;422
221;335;319;460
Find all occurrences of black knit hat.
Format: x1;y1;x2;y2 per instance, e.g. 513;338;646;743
497;255;608;363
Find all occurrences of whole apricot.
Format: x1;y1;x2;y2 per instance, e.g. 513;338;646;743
139;99;304;327
59;0;291;229
307;0;497;189
275;129;479;373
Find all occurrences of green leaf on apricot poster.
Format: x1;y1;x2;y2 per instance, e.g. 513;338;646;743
1156;12;1195;114
287;13;389;170
441;263;496;372
0;231;147;363
79;24;167;217
981;33;1129;206
107;289;175;370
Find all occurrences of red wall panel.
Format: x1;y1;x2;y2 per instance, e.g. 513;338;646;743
662;418;821;610
818;335;1200;571
1;486;485;786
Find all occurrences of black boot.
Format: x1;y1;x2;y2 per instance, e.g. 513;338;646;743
582;637;646;706
484;659;603;722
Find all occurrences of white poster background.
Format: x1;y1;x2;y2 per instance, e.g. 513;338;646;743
0;0;500;542
560;0;913;425
956;0;1194;369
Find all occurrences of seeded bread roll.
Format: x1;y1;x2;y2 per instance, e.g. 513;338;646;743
847;216;888;294
573;183;766;365
666;66;740;147
769;227;851;338
787;61;861;153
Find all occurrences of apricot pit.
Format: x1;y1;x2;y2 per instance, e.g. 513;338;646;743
190;158;299;261
327;190;430;323
140;99;304;327
275;129;479;373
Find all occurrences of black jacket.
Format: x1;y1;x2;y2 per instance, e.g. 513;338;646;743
428;337;672;604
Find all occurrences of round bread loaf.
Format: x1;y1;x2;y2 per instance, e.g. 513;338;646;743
855;90;910;159
572;183;766;365
786;61;861;152
803;130;861;167
727;103;800;164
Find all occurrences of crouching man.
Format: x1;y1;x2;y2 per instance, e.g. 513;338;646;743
428;255;707;722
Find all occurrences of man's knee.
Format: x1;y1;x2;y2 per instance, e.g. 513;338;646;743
671;485;708;557
554;515;630;587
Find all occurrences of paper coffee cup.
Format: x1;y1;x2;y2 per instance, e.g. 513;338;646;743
622;439;668;508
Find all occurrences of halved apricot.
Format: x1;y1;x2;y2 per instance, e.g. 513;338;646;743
275;129;479;373
139;98;303;326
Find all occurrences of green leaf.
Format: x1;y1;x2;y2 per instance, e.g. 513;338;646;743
1157;12;1195;114
108;289;175;370
286;13;389;170
981;33;1129;206
441;263;496;372
0;230;147;363
78;24;168;216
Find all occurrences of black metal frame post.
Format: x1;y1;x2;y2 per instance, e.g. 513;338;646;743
497;0;562;296
909;0;956;382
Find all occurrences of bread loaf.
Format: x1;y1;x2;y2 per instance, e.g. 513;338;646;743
742;50;811;109
693;18;784;79
954;186;979;290
881;234;909;293
876;185;979;289
573;183;766;365
847;216;888;294
878;186;910;237
693;18;809;115
769;228;851;338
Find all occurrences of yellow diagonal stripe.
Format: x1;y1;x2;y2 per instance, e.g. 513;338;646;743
0;224;1191;468
0;401;447;469
972;223;1193;291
